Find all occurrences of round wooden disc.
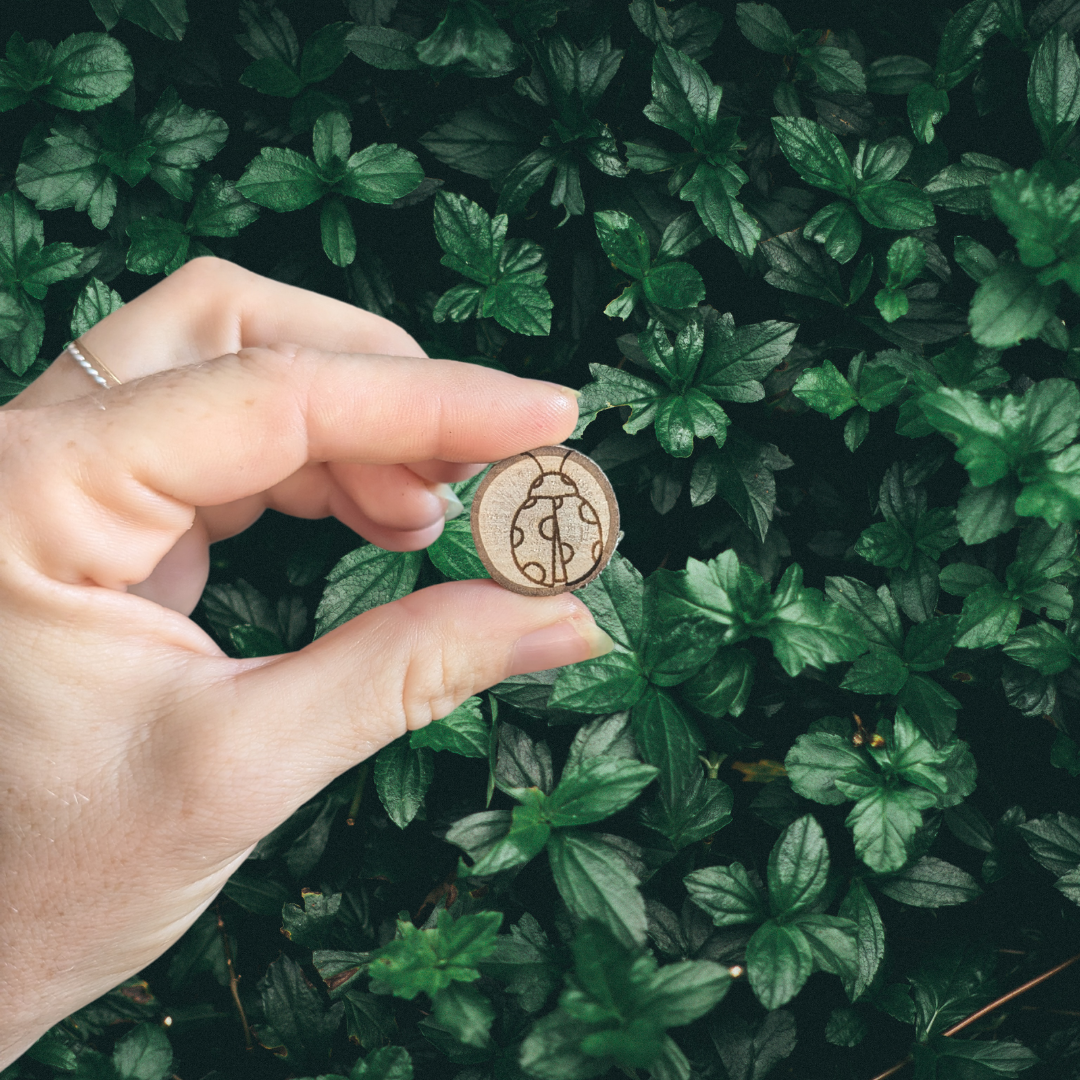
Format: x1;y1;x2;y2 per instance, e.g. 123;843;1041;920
471;445;620;596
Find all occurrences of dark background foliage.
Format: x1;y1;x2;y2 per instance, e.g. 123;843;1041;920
4;1;1080;1079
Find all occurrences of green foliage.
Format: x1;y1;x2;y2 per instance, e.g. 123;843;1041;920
686;814;859;1008
786;711;976;872
13;3;1080;1079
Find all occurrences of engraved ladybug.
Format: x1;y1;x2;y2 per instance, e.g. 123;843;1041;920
510;450;605;588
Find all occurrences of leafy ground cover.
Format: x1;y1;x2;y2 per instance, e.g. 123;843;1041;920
5;1;1080;1078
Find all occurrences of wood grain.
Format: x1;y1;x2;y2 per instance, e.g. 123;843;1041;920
471;445;620;596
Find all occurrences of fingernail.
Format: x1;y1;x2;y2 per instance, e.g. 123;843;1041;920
431;482;465;521
508;618;614;676
542;381;581;400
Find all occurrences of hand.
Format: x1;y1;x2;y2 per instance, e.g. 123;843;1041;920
0;258;611;1066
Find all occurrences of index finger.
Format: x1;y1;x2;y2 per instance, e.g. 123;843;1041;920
0;345;579;589
8;257;427;409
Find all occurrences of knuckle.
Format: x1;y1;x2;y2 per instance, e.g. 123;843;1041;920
393;594;480;730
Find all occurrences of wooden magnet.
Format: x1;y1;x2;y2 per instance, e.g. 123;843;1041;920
471;445;620;596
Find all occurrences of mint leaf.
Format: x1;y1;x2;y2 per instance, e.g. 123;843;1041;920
736;3;796;54
767;814;829;917
640;45;760;255
772;117;855;197
1028;26;1080;156
433;191;552;335
415;0;516;77
43;32;134;111
745;921;813;1010
368;909;503;999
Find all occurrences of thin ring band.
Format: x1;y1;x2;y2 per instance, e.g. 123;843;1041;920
67;339;123;389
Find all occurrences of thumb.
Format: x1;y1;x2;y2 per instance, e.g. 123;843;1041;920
187;580;612;831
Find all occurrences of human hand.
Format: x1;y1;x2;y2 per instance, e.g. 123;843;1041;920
0;258;611;1065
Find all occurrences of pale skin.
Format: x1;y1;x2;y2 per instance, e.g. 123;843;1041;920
0;257;613;1067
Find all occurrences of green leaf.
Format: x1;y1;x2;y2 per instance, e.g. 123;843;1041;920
426;982;495;1053
956;480;1020;544
415;0;516;77
642;771;734;849
745;920;813;1010
847;785;936;873
16;117;117;229
907;83;950;145
320;195;356;267
111;1025;172;1080
300;22;349;85
680;162;762;257
969;264;1059;349
925;1035;1038;1077
547;830;646;947
760;229;846;306
1018;811;1080;875
792;359;856;419
935;0;1000;86
315;546;422;636
926;153;1010;217
126;216;189;275
801;45;866;95
546;757;658;827
855;182;935;230
767;814;829;917
257;953;343;1065
643;42;720;145
771;117;855;197
762;563;868;676
464;800;550;876
368;909;503;999
684;860;767;926
594;209;650;277
1028;26;1080;154
838;880;885;1001
70;277;122;338
374;738;434;829
241;55;304;96
841;649;909;695
236;147;328;211
283;890;342;949
631;687;703;804
868;54;933;94
711;1010;798;1080
339;142;423;205
955;584;1020;648
433;191;552;335
735;3;795;54
786;732;875;806
1002;621;1074;675
682;647;755;717
346;26;422;70
142;87;228;201
875;856;982;907
45;32;134;111
804;200;862;264
351;1046;414;1080
114;0;189;42
409;697;489;758
692;433;793;541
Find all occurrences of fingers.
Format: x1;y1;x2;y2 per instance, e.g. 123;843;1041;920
0;346;578;587
185;580;613;831
8;257;428;410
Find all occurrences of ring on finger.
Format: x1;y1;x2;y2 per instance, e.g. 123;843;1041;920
67;339;124;390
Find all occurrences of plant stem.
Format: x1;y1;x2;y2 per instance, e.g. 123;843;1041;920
867;950;1080;1080
346;762;369;826
216;902;253;1050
